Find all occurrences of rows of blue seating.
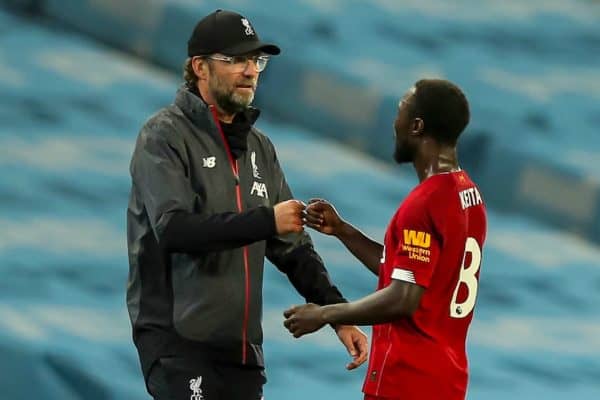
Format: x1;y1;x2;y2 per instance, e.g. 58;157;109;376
2;0;599;243
1;8;599;399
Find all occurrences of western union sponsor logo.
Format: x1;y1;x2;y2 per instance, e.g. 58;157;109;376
402;245;431;256
403;230;431;248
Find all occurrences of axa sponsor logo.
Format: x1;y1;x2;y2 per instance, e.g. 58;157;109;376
251;181;268;198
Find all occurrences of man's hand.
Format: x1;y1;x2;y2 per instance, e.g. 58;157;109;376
334;325;369;370
274;200;306;235
305;199;344;236
284;305;369;370
283;303;326;337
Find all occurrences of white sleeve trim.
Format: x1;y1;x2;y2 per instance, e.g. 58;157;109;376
391;268;416;284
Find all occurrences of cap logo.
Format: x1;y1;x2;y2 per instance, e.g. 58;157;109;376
241;18;255;36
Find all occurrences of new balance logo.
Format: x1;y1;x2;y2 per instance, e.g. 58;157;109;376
403;230;431;248
202;157;216;168
250;181;268;198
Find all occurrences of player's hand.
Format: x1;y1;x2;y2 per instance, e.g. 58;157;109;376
305;199;344;236
274;200;306;235
334;325;369;370
283;303;326;337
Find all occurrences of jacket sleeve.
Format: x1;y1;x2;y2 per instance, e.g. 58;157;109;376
130;119;276;253
264;140;347;305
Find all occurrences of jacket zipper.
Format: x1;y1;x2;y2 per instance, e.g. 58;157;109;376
210;106;251;364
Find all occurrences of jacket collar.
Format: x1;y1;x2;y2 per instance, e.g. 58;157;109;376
174;85;261;138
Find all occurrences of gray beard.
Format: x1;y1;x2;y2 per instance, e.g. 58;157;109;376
214;90;253;114
209;74;254;115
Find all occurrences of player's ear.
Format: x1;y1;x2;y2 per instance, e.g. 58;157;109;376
192;56;209;80
411;118;424;136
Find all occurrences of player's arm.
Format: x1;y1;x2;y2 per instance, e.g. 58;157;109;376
284;280;425;336
305;199;383;276
321;280;424;325
161;200;303;253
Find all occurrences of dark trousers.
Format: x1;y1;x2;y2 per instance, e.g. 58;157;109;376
147;356;266;400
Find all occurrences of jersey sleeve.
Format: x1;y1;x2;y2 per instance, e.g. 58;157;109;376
389;201;441;288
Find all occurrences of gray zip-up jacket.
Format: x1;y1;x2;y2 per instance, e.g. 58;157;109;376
126;86;345;381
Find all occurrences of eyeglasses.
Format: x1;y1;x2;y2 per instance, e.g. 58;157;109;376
207;54;270;72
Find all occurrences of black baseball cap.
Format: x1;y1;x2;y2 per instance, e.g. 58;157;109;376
187;10;281;57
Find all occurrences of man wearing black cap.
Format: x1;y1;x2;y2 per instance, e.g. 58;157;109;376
126;9;368;400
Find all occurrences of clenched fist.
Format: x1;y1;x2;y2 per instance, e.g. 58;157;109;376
305;198;345;236
273;200;306;235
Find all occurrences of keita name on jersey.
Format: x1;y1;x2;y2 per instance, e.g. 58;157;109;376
459;187;483;210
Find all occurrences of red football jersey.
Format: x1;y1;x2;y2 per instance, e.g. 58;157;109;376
363;170;487;400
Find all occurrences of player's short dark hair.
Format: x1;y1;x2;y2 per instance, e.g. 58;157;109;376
409;79;470;144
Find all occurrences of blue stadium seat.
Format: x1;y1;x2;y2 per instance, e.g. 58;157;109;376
0;4;599;400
